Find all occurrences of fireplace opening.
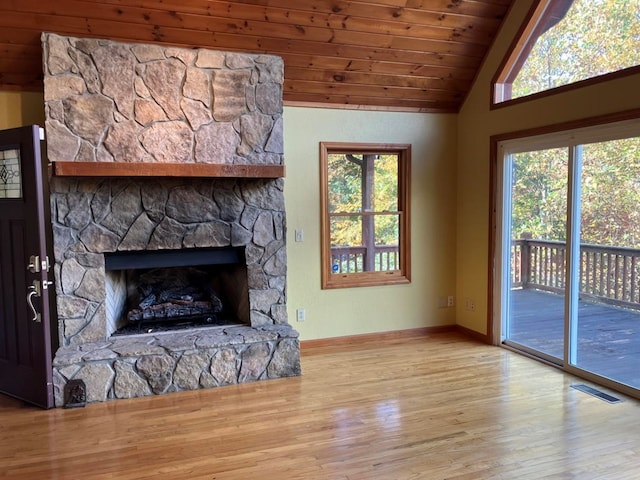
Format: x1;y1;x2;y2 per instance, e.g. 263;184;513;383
105;247;250;336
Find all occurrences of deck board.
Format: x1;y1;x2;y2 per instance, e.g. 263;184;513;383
509;289;640;388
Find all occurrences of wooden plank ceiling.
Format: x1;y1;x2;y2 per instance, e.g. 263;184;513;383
0;0;513;112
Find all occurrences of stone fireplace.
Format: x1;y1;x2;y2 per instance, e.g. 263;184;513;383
44;33;300;406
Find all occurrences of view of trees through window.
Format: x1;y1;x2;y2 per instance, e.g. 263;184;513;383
321;142;410;289
328;152;400;272
511;136;640;249
511;147;567;242
509;0;640;100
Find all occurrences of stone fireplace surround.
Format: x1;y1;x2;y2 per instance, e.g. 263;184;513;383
44;34;300;406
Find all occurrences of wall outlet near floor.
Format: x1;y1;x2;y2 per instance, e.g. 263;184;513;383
438;296;455;308
465;298;476;312
296;308;306;322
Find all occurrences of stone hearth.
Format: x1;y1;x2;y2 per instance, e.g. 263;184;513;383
43;34;300;406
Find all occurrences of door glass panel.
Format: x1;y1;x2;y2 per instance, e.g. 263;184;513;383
507;148;568;360
575;136;640;389
0;148;22;198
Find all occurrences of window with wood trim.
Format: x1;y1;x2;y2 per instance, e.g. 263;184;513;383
493;0;640;105
320;142;411;289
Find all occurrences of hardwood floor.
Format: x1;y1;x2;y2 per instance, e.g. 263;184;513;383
1;331;640;479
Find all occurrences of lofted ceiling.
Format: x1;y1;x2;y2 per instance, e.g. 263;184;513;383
0;0;513;113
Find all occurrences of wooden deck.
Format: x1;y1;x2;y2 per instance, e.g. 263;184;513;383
509;289;640;389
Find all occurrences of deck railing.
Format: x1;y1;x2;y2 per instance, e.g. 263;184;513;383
512;239;640;310
331;245;399;273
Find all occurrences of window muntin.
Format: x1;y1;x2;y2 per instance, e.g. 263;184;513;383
494;0;640;104
320;143;410;289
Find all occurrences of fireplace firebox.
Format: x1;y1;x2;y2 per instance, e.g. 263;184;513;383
105;247;249;336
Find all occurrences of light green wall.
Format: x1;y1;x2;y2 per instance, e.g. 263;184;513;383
284;106;457;340
0;91;44;130
456;0;640;335
17;1;640;341
0;92;459;341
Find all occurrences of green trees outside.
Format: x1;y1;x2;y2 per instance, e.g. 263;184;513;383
327;152;400;271
511;148;568;242
509;0;640;248
581;138;640;248
328;153;399;248
511;137;640;248
513;0;640;98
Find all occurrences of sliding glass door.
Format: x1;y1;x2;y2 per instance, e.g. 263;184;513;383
504;148;568;363
574;137;640;389
497;121;640;394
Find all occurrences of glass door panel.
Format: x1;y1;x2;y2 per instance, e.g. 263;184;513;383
505;148;568;361
0;148;22;198
574;137;640;389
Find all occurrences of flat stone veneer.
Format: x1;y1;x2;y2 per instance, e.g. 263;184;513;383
42;33;284;165
43;34;300;406
53;326;299;405
50;177;299;406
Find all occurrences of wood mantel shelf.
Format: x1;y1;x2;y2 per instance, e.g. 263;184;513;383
52;161;285;179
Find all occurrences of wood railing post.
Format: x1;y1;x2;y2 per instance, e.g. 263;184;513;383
362;155;376;272
520;239;530;288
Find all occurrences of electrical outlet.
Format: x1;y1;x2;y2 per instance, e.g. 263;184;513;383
465;298;476;312
296;308;306;322
447;295;454;307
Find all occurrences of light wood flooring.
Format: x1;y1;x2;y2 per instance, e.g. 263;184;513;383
1;331;639;479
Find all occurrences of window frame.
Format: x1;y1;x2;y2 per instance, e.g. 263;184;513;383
492;0;640;108
320;142;411;289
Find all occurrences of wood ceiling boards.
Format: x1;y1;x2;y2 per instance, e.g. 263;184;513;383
0;0;513;112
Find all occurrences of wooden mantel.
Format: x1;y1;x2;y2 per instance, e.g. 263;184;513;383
52;161;285;179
